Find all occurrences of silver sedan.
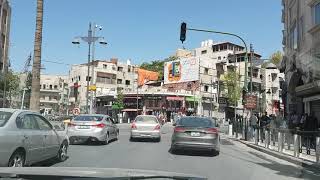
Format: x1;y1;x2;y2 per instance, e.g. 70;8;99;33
0;108;69;167
67;114;119;144
130;115;161;142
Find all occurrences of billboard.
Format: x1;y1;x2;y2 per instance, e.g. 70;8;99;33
164;57;199;84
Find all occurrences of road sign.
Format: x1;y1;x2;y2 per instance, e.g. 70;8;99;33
244;95;257;109
218;97;227;106
72;108;80;115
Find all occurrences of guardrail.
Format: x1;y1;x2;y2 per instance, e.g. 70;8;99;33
250;127;320;163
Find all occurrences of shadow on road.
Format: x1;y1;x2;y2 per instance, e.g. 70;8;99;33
129;138;160;143
32;157;69;167
168;148;218;157
248;151;320;180
220;139;234;145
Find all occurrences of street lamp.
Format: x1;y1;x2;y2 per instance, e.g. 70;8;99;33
72;22;107;114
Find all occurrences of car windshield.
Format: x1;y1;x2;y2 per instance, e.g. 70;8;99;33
73;116;103;121
0;111;12;127
135;116;158;124
178;117;214;128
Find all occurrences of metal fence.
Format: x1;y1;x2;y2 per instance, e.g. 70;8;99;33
250;127;320;163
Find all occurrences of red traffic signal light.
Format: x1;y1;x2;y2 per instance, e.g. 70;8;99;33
180;22;187;43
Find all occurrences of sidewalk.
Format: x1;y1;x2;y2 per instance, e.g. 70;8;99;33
228;135;320;172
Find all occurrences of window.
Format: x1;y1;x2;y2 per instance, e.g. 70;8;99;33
125;80;130;85
34;115;52;130
289;23;298;49
0;111;12;127
78;76;81;81
97;76;113;84
54;85;58;89
49;85;53;89
42;84;46;89
314;2;320;25
118;67;123;71
117;79;122;84
218;56;221;60
128;66;131;72
204;85;209;92
103;64;107;69
201;50;207;54
204;68;209;75
19;115;39;130
299;16;304;41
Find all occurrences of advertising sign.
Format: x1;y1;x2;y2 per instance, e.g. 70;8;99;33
244;95;257;109
164;57;199;84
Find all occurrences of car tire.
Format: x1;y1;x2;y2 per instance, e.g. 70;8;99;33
170;146;177;154
8;150;25;167
115;130;119;140
155;137;161;142
212;150;220;156
103;133;109;145
57;141;68;162
129;136;135;142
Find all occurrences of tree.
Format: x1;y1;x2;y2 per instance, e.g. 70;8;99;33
112;90;125;123
223;70;241;105
140;56;178;80
30;0;44;111
270;51;283;66
0;70;20;107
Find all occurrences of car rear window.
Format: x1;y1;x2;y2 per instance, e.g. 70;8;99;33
178;117;214;128
73;116;104;121
0;111;13;127
135;116;158;124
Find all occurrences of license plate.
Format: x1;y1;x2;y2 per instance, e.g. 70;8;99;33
78;125;89;129
190;132;200;137
141;134;151;137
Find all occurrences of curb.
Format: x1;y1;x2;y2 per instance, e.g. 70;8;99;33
228;137;320;172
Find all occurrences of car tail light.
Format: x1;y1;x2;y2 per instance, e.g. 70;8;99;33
93;123;106;128
174;127;185;133
68;123;76;127
154;124;160;130
131;123;137;129
206;128;218;134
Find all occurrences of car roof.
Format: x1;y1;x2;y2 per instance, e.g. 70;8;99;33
0;108;36;114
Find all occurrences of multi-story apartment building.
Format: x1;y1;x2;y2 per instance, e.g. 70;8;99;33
280;0;320;119
69;58;138;113
193;40;263;119
0;0;10;73
261;63;285;116
39;74;69;115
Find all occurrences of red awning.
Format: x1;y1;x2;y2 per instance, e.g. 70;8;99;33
121;109;142;112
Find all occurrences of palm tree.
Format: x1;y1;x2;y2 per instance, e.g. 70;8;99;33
30;0;44;111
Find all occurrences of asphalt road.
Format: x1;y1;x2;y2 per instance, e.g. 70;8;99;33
52;123;319;180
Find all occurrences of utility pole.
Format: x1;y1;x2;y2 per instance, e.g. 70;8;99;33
30;0;44;111
72;23;107;114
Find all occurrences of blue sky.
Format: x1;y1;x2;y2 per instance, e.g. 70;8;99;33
9;0;282;75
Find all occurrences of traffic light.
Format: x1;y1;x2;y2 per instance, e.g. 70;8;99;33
180;22;187;43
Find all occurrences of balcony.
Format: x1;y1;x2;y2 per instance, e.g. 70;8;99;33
281;9;285;23
40;99;59;104
40;89;60;93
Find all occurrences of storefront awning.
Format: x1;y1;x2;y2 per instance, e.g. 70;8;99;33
185;96;200;102
121;109;142;112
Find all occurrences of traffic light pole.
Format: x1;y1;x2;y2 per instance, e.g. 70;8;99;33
184;26;250;140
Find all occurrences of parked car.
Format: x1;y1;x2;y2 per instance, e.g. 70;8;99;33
0;108;69;167
67;114;119;144
171;116;220;155
130;115;161;142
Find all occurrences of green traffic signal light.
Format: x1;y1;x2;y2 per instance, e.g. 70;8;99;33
180;22;187;43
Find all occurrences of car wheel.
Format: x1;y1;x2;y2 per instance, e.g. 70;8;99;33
212;150;220;156
57;141;68;162
170;146;177;154
115;130;119;140
129;136;135;142
103;133;109;145
155;137;161;142
8;150;25;167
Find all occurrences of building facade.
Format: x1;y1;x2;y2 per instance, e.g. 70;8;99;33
280;0;320;120
69;58;138;113
39;74;69;115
